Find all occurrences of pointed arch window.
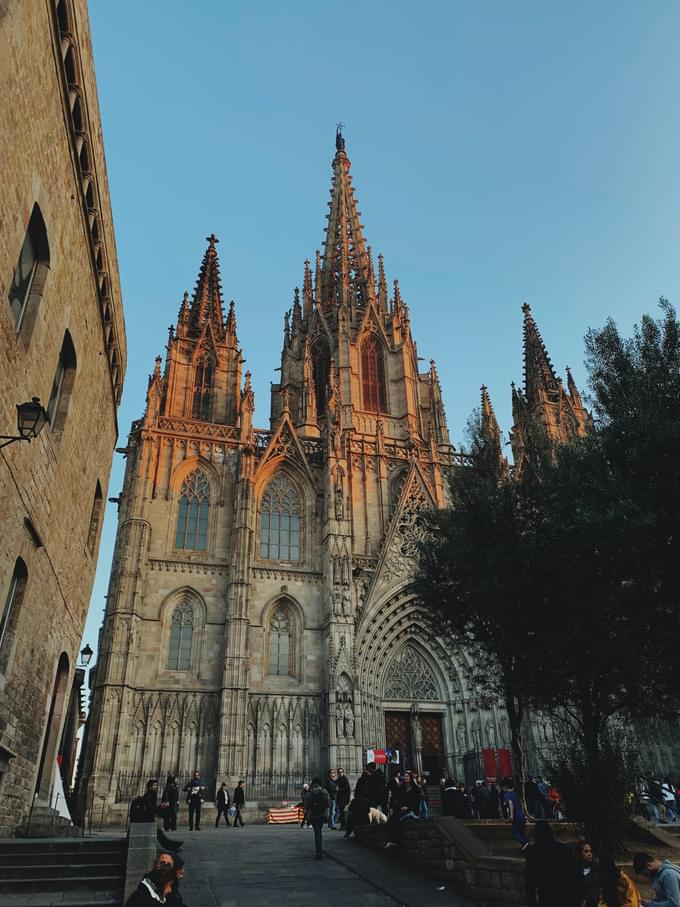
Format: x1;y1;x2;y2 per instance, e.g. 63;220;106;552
167;600;194;671
268;605;291;676
9;204;50;335
361;333;387;413
312;338;330;416
175;470;210;550
192;355;214;421
259;475;301;562
0;559;28;674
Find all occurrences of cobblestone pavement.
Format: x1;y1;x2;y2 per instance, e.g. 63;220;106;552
176;823;472;907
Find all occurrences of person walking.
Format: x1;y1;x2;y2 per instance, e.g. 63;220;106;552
183;771;206;831
215;782;231;827
161;774;179;832
130;778;183;851
325;769;339;830
232;779;246;827
336;768;351;828
501;778;528;850
306;777;331;860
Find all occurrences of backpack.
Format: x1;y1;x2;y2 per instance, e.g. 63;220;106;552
308;789;327;819
129;796;147;822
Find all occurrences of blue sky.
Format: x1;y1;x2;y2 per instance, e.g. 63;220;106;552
81;0;680;652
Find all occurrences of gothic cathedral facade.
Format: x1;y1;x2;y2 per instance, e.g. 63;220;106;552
81;134;600;819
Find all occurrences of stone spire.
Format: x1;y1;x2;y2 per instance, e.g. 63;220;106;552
319;127;372;312
480;384;501;446
522;302;559;405
189;234;228;340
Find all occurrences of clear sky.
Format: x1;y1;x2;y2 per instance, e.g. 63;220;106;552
81;0;680;655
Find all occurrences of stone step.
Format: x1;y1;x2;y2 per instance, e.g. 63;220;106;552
0;875;124;894
1;861;124;880
0;839;127;857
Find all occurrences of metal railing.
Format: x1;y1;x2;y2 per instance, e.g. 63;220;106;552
243;772;309;801
115;771;218;803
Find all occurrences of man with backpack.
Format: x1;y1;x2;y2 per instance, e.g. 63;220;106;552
307;777;331;860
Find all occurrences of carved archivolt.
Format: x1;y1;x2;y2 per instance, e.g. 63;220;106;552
384;645;439;702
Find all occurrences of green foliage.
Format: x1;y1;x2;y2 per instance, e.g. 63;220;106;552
544;722;639;858
415;299;680;854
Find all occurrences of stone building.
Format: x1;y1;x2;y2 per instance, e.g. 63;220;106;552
80;131;591;820
0;0;125;833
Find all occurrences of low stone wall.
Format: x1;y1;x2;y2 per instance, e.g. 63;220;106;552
355;818;526;906
125;823;157;902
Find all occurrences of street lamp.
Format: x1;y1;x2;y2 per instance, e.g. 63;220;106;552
80;644;93;667
0;398;48;449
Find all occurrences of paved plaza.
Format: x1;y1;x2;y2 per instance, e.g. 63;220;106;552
174;823;472;907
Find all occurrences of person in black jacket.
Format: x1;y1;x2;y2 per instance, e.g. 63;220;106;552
365;762;386;809
525;821;584;907
124;866;175;906
131;779;183;851
183;771;206;831
161;775;179;831
336;768;351;828
215;782;231;827
325;769;339;829
232;779;245;827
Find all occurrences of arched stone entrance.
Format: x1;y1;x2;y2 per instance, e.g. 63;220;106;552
36;652;70;800
382;644;446;777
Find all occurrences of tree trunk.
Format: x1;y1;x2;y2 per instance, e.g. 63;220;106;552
504;685;528;814
580;698;614;859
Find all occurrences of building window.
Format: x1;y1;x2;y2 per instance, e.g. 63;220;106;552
268;605;291;676
8;204;49;334
192;356;214;421
361;333;387;413
175;470;210;550
312;338;330;415
47;331;77;434
259;475;301;562
0;559;28;673
87;481;103;555
167;600;194;671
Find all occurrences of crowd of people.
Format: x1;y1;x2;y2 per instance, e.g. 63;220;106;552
636;773;680;825
525;826;680;907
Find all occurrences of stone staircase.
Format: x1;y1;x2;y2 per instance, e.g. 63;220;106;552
16;805;81;838
0;836;127;906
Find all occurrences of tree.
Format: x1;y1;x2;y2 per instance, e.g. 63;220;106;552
415;413;552;803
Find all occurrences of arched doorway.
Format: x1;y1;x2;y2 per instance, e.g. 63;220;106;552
36;652;70;800
382;644;446;778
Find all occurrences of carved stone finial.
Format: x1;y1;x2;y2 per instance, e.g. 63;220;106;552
335;122;346;153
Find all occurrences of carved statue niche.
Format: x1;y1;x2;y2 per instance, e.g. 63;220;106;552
336;703;345;738
410;705;423;751
341;585;351;617
343;703;355;738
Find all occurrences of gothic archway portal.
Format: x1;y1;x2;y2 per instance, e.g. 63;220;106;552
382;644;446;779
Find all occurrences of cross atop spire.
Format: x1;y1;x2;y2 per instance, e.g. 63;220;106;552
188;233;228;340
335;122;346;154
521;303;559;404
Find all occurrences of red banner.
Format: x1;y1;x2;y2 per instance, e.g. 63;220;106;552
498;748;512;779
481;747;513;781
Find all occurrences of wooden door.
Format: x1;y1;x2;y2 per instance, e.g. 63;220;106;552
384;711;412;770
419;713;445;777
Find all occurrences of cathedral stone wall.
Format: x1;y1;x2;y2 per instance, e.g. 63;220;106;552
0;0;125;833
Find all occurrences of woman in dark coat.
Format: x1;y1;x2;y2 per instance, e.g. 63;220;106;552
161;775;179;831
575;837;600;907
525;821;584;907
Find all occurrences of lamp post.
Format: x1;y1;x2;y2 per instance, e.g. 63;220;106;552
0;398;48;449
79;644;93;668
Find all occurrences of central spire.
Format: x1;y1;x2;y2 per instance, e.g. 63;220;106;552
319;127;372;312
